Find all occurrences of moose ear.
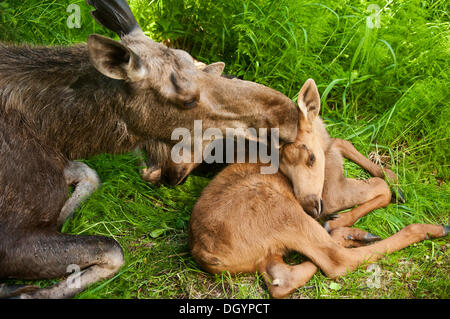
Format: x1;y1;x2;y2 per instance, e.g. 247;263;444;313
297;78;321;122
202;62;225;76
87;34;146;81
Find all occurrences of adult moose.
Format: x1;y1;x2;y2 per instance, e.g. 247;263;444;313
0;0;298;298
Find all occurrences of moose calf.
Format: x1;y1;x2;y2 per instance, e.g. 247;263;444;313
188;79;449;298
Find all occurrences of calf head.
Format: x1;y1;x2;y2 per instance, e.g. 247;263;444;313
86;0;298;151
280;79;325;219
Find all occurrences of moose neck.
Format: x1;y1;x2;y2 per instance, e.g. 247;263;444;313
311;117;332;152
0;43;146;160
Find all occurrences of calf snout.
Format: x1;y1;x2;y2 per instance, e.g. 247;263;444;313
302;196;324;220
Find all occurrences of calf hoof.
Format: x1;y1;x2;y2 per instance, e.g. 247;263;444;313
331;227;382;247
390;187;406;204
361;232;382;243
346;232;381;243
322;214;345;232
0;284;39;299
444;225;450;236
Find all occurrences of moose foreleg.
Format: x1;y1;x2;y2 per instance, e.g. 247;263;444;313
57;161;100;229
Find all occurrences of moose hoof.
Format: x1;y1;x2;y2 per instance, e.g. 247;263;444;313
362;233;382;243
322;214;342;232
390;187;406;204
0;284;40;298
443;225;450;237
272;278;282;286
347;232;381;243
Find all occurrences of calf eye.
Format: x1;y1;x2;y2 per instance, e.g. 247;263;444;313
307;154;316;167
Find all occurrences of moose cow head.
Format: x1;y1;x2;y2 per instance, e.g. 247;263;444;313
86;0;298;154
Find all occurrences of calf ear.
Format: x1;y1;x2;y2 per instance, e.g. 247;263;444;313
297;78;321;122
87;34;146;81
202;62;225;75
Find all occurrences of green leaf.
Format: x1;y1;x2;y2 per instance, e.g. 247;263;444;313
329;282;342;291
150;228;166;238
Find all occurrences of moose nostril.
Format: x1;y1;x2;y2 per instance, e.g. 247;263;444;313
305;203;320;219
300;195;323;219
314;200;320;211
311;199;323;219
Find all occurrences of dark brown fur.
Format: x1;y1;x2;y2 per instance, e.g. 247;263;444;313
0;44;136;159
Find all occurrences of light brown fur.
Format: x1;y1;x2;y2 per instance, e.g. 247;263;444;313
188;79;448;298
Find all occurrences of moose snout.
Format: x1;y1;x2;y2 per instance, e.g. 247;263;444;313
302;196;324;220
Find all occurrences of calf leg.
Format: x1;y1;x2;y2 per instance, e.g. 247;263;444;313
352;224;449;265
0;229;124;299
333;138;404;203
295;217;448;280
258;228;381;298
323;177;391;231
258;255;317;299
322;143;392;231
57;161;100;229
333;138;398;182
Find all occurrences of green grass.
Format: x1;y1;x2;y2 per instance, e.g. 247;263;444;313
1;0;449;298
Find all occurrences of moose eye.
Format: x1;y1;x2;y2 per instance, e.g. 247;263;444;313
183;99;197;109
307;154;316;167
